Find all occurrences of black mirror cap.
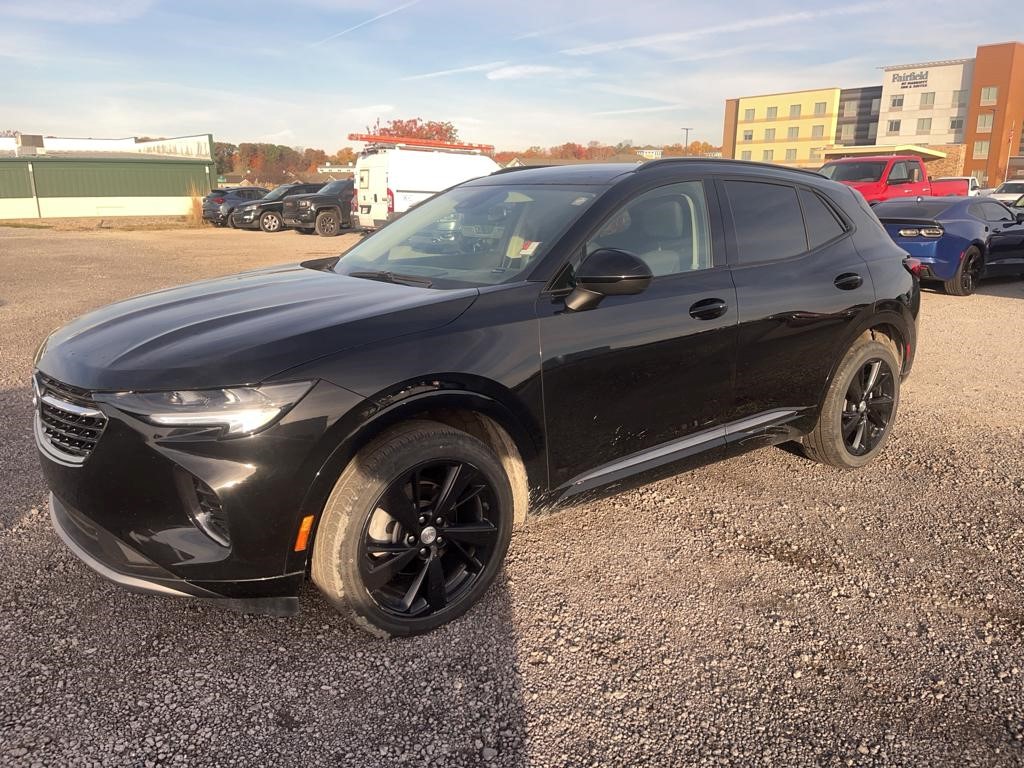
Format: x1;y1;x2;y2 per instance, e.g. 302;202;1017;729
1017;211;1024;224
565;249;653;311
576;248;653;295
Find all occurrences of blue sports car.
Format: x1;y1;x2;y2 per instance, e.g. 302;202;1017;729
873;197;1024;296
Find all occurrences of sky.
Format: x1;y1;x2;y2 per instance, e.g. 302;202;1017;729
2;0;1018;152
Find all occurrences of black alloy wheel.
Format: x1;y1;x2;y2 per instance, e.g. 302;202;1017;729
315;210;339;236
360;460;500;618
841;358;896;456
944;246;982;296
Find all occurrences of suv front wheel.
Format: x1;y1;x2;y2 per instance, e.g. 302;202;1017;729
312;421;514;637
802;334;901;469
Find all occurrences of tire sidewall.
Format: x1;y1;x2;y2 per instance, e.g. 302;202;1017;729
823;339;901;468
313;423;514;637
315;210;339;236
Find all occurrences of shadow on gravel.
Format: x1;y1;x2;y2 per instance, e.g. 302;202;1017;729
975;276;1024;300
0;384;528;767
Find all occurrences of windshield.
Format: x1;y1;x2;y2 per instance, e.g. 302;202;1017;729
818;161;887;183
996;182;1024;194
334;184;601;287
321;180;351;195
263;184;297;202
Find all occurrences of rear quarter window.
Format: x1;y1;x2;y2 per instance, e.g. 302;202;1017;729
799;189;847;248
724;180;807;264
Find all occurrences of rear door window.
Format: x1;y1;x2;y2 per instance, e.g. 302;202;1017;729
799;189;847;248
724;180;807;263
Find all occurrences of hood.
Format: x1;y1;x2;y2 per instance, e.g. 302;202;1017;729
37;261;478;391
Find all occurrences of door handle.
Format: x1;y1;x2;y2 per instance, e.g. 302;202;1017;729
834;273;863;291
689;297;728;320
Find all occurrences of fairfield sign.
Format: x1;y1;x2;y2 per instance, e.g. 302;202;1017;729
892;70;929;89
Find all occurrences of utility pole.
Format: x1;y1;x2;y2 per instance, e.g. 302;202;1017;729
681;127;692;154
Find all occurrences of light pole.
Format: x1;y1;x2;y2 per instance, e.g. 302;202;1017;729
681;127;692;154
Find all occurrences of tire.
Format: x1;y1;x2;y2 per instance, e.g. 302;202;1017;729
226;210;238;228
314;209;340;237
802;334;901;469
312;420;514;637
943;246;982;296
259;211;283;233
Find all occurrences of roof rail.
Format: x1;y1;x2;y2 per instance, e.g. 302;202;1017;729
347;134;494;153
638;156;826;179
488;165;553;175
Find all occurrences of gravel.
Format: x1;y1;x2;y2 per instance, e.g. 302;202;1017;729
1;225;1023;767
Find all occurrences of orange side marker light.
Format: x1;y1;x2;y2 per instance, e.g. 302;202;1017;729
294;515;315;552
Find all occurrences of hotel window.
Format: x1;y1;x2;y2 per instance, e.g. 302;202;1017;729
886;119;901;136
971;169;989;187
841;100;858;117
870;98;881;115
973;140;990;159
890;94;904;110
789;104;801;118
811;124;824;138
916;117;932;135
809;148;822;161
919;92;935;109
740;150;752;161
762;149;774;161
744;108;755;121
977;113;993;133
949;117;964;131
814;101;827;115
952;90;967;107
980;86;998;105
787;126;799;139
785;148;797;162
839;124;855;142
766;106;778;119
743;130;754;141
764;128;776;140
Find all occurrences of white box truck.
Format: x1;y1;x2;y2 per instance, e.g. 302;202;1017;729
349;134;500;229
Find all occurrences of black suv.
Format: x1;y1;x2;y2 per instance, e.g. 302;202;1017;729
201;187;269;226
282;179;355;236
35;160;919;637
229;182;325;232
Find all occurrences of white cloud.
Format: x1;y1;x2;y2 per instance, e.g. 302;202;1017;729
591;104;685;117
402;61;508;81
561;2;887;56
486;65;590;81
2;0;154;23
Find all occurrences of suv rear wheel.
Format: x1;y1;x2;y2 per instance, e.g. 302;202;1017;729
802;334;900;469
315;210;340;237
312;421;513;637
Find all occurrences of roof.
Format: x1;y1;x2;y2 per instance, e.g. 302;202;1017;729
822;144;948;161
882;58;973;71
0;153;214;164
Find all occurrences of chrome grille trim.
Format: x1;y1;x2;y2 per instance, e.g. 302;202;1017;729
33;374;108;465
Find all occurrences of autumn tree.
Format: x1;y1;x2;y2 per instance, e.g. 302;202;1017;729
213;142;237;174
366;118;460;143
331;147;357;166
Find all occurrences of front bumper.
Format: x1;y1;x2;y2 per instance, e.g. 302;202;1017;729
35;376;365;615
230;209;261;229
283;208;316;227
50;493;301;615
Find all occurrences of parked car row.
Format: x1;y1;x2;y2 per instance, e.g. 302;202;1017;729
203;180;355;236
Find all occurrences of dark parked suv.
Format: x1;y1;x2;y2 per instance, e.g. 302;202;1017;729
34;160;919;637
202;187;269;226
229;182;325;232
282;179;355;236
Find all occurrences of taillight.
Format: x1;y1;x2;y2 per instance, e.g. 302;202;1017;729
898;226;943;238
386;188;395;215
212;197;225;204
903;257;926;277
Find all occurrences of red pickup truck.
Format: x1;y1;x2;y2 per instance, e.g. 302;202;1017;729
817;155;968;203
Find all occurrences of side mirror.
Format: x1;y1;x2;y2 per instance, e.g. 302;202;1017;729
565;248;653;311
1016;212;1024;224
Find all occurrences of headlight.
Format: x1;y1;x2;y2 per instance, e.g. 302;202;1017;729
99;381;313;437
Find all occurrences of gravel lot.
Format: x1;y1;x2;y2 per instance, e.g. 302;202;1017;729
1;225;1022;767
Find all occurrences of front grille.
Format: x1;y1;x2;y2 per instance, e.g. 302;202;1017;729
34;374;107;464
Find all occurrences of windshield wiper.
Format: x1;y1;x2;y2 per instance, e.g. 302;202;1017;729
347;270;433;288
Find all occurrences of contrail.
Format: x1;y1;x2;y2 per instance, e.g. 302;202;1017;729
311;0;422;47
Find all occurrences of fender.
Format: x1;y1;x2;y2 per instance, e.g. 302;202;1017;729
284;380;542;574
